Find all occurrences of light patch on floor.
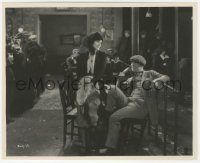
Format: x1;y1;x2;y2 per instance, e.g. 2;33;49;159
6;76;64;156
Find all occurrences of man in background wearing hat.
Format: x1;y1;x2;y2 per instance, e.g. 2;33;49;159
100;55;170;155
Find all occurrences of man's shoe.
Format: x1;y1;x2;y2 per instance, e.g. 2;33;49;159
99;148;116;156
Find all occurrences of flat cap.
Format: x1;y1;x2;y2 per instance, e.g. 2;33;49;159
130;55;146;66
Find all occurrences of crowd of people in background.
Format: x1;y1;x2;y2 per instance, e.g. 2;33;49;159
6;28;46;123
141;31;173;77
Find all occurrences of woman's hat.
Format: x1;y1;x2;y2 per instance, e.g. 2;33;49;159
88;32;103;42
83;32;103;50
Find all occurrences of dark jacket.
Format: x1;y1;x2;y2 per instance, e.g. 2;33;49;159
76;50;107;82
117;37;131;63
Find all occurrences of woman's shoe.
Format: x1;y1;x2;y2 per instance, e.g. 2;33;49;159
99;147;116;156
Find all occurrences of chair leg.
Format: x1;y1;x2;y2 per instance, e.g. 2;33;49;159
121;122;130;154
63;118;67;147
118;126;125;155
135;122;147;152
125;122;130;142
78;127;80;140
79;128;86;147
154;125;158;144
78;128;88;155
91;127;97;151
85;128;91;154
71;119;74;140
131;123;135;138
147;119;151;136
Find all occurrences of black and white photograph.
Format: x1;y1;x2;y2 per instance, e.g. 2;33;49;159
3;2;197;158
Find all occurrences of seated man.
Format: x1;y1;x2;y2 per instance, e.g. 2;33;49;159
100;55;170;155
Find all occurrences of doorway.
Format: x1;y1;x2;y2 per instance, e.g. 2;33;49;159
40;15;87;74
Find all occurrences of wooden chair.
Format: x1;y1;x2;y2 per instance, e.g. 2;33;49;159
145;86;180;155
118;114;149;154
59;79;104;154
59;80;78;147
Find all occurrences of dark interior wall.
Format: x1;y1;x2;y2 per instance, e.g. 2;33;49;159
177;7;192;92
138;7;159;57
162;8;175;46
139;7;159;38
178;7;192;59
122;8;131;32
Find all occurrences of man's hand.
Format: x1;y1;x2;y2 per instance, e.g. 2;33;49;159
153;79;164;89
114;57;120;63
118;72;125;77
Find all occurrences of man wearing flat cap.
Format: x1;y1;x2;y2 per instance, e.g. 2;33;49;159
119;55;147;79
100;55;170;155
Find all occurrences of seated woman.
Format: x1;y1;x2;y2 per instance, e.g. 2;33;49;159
76;32;107;82
100;55;170;155
75;32;107;152
76;32;108;125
